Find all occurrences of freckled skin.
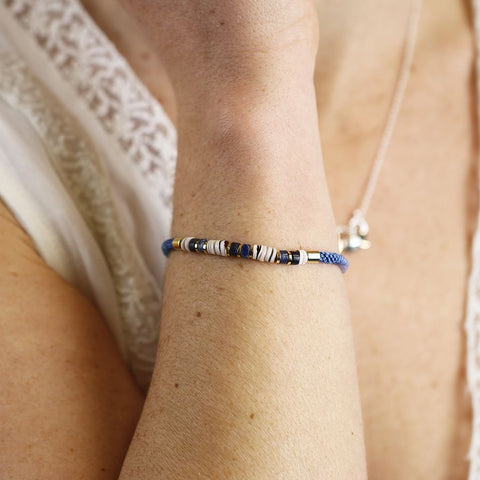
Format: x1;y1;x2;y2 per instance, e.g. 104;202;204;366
75;1;475;478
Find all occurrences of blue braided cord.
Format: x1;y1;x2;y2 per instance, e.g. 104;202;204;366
161;238;349;273
319;251;349;274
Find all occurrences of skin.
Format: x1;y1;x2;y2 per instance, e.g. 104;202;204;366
0;0;476;478
0;197;144;478
84;0;477;477
316;1;476;478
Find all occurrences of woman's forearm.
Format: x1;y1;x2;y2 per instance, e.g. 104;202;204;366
119;81;367;479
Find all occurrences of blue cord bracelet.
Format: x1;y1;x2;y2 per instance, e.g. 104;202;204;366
161;237;349;274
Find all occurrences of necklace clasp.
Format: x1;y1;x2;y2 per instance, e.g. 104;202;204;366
337;210;371;253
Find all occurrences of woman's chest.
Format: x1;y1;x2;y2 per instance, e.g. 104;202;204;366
321;42;478;478
342;163;476;479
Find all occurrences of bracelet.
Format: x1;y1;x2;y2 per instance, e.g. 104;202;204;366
161;237;349;273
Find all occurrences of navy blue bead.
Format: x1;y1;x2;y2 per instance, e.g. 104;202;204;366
162;238;173;256
188;238;198;252
279;250;289;264
291;250;300;265
229;242;241;256
197;239;208;253
240;244;251;258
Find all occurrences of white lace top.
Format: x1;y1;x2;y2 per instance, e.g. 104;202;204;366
1;0;480;477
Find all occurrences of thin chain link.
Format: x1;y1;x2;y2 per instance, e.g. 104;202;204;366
358;0;423;218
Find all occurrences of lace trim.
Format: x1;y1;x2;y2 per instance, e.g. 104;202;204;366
0;48;162;391
4;0;177;213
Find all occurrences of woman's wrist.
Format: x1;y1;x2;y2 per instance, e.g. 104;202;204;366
171;84;339;252
175;72;317;131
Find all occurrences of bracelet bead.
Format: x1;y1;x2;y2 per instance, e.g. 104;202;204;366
291;250;300;265
221;240;228;256
229;242;241;257
268;247;277;263
188;238;198;252
279;250;289;264
299;249;308;265
240;244;251;258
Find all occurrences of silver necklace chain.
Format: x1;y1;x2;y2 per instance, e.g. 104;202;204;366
337;0;423;253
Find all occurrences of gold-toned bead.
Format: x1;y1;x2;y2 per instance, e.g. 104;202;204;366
288;251;293;265
275;250;281;263
172;238;182;250
224;240;230;256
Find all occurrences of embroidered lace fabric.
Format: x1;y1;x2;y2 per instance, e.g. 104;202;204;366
3;0;177;211
2;0;480;477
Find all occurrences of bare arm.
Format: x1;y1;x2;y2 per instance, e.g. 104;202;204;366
119;1;367;478
0;199;144;479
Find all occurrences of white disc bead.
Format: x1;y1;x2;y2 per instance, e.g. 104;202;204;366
206;240;216;255
219;240;228;256
181;237;194;251
299;249;308;265
213;240;222;255
268;247;277;263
